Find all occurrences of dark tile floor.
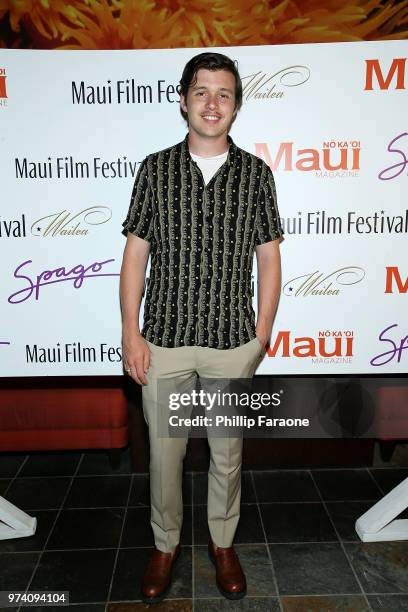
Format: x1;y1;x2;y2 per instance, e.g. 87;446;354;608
0;449;408;611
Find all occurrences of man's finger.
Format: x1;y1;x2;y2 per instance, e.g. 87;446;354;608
135;360;148;385
143;348;150;374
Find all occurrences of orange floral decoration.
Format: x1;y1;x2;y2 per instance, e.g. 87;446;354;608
0;0;407;49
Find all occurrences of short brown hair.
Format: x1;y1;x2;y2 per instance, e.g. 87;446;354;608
179;52;242;122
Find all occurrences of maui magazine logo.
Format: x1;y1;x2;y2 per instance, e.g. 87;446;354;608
364;58;406;91
241;65;310;101
378;132;408;181
283;266;365;297
0;68;7;106
255;140;360;177
267;330;354;364
31;206;112;238
385;267;408;294
370;323;408;367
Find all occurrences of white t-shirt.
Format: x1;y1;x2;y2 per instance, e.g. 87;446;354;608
190;150;228;185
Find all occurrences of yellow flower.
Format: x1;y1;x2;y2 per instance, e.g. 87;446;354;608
59;0;408;48
0;0;97;40
59;0;188;49
0;0;407;49
273;0;408;43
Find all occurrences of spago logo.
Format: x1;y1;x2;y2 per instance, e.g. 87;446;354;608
0;68;8;102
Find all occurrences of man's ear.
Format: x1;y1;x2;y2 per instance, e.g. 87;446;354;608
180;94;188;113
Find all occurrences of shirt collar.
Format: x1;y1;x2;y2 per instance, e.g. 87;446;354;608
180;133;237;166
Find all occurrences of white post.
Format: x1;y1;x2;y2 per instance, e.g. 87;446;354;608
0;496;37;540
355;477;408;542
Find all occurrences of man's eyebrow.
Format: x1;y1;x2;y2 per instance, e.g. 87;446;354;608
191;85;234;93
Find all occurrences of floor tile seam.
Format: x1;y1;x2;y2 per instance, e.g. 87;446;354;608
250;499;381;504
75;472;136;480
43;503;195;509
266;540;341;545
193;542;281;548
20;505;129;512
106;597;193;603
193;541;340;547
105;472;135;611
308;469;373;612
24;544;195;553
13;454;30;478
253;467;382;474
194;500;329;505
128;503;193;507
24;454;84;596
59;505;130;511
7;475;88;481
41;546;122;553
365;466;386;496
1;454;29;497
0;547;118;554
369;467;408;471
103;591;408;602
21;590;403;607
241;541;356;548
280;592;407;597
193;594;280;600
193;592;372;599
249;470;283;612
74;473;135;478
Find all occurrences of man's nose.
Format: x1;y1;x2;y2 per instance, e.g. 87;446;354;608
205;94;217;108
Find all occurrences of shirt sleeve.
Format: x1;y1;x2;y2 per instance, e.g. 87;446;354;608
121;157;154;240
254;161;284;245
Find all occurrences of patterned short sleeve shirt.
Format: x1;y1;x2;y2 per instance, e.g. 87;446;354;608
122;134;284;349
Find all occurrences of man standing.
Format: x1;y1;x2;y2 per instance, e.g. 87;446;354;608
120;52;283;604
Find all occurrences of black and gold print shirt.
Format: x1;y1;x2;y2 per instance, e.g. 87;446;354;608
122;134;284;349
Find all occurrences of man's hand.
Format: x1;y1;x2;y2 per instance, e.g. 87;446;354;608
122;332;151;385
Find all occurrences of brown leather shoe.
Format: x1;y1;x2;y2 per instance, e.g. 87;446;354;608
141;544;181;604
208;539;247;600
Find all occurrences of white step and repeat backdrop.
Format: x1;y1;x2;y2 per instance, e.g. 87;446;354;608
0;41;406;376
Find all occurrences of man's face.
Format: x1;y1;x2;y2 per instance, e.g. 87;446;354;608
180;68;237;141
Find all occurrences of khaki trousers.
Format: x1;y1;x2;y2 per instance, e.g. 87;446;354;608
142;336;265;553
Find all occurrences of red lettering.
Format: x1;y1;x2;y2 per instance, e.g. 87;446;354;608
364;58;406;91
268;331;290;357
385;266;408;293
318;337;342;357
0;75;7;99
322;148;348;171
293;337;316;357
255;143;293;171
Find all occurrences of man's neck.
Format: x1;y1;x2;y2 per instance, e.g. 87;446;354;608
187;132;229;158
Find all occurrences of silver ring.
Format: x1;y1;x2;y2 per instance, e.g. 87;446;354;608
125;368;132;373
